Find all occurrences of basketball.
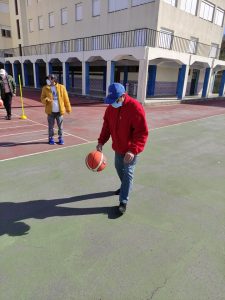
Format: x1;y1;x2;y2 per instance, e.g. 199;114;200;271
0;99;3;108
85;150;107;172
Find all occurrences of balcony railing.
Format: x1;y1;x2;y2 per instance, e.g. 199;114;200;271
0;28;222;60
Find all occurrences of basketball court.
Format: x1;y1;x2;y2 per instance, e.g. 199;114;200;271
0;90;225;300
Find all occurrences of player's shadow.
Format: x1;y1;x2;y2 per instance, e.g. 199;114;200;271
0;141;48;147
0;191;122;236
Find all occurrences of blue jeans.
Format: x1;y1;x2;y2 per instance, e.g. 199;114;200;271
114;152;138;204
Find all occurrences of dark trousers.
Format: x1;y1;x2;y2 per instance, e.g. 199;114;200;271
2;93;12;117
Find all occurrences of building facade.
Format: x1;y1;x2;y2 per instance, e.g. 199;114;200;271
0;0;225;103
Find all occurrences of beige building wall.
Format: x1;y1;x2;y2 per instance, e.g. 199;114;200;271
9;0;160;46
0;0;13;49
156;66;179;82
7;0;225;51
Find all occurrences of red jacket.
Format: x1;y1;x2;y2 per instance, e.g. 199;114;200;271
98;94;148;155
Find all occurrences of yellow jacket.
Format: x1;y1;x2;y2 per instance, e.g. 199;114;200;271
41;83;72;115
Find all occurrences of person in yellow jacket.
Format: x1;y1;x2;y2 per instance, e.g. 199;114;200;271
41;74;72;145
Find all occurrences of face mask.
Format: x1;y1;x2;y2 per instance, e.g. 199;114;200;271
46;79;51;86
111;101;122;108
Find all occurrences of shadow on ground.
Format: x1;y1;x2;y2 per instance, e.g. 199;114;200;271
0;191;122;236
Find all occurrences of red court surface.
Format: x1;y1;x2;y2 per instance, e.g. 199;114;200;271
0;88;225;161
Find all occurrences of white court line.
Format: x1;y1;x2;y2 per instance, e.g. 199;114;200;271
62;132;90;142
0;112;89;141
0;140;96;162
17;115;89;141
0;124;45;130
0;129;47;138
151;112;225;131
1;111;225;162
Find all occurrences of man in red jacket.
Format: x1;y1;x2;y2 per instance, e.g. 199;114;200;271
97;83;148;214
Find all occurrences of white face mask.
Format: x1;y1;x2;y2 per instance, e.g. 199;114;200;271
46;79;51;86
111;101;122;108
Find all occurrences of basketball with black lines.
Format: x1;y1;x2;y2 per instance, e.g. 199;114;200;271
85;150;107;172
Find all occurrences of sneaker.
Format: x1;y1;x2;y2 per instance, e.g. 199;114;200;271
58;137;64;145
118;202;127;214
115;188;120;195
5;115;11;120
49;137;55;145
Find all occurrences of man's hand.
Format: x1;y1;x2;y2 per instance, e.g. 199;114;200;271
13;93;16;97
96;144;103;152
124;151;134;164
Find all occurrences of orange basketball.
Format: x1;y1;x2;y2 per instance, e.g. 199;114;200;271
0;99;3;108
85;150;107;172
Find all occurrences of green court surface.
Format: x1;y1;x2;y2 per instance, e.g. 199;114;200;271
1;114;225;300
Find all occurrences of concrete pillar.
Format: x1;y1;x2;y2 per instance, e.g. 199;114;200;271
106;60;115;96
137;57;149;103
33;63;37;88
103;66;107;92
177;64;189;99
62;62;70;91
82;61;90;95
21;63;25;87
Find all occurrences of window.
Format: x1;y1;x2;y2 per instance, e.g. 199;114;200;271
163;0;176;6
200;0;214;21
61;7;68;24
180;0;197;15
215;8;224;26
1;28;11;37
28;19;34;32
75;3;83;21
132;0;155;6
49;12;54;27
159;29;173;49
188;37;198;54
92;0;100;16
209;43;218;58
0;2;9;12
134;29;147;46
38;15;44;30
108;0;128;12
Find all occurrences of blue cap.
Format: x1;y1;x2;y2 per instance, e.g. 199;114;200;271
104;83;125;104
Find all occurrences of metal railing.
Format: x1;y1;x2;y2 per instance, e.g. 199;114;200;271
0;28;223;60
